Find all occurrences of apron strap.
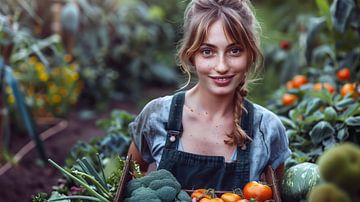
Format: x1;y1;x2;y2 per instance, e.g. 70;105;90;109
236;99;254;161
165;91;185;149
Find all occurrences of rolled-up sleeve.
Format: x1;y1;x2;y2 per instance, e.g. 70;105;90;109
266;115;292;170
128;101;156;164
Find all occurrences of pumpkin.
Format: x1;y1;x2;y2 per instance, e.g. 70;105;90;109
281;162;321;202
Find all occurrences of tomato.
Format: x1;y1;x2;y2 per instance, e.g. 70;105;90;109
337;68;351;81
191;189;211;201
292;75;308;88
279;40;291;50
243;181;273;202
282;93;298;106
313;82;335;94
341;83;359;98
200;198;224;202
221;192;242;202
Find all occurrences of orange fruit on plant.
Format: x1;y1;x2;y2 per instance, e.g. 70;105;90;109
341;83;359;98
292;75;308;88
282;93;299;106
243;181;273;202
313;83;335;94
336;68;351;81
286;80;294;89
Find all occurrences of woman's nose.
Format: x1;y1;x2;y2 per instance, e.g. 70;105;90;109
214;55;229;74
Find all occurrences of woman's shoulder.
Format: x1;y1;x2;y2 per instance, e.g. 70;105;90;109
136;93;174;121
252;103;282;126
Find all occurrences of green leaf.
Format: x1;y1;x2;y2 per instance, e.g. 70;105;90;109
324;106;337;122
305;17;326;64
316;0;332;29
2;64;47;162
337;128;349;141
339;104;359;120
309;121;335;144
335;97;356;109
305;98;323;116
280;116;297;129
345;116;360;126
330;0;356;33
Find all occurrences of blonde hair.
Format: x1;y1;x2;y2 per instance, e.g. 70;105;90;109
177;0;264;146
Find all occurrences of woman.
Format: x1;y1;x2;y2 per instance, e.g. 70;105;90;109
128;0;291;190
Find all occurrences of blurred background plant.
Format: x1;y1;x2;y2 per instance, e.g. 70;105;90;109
264;0;360;166
56;0;188;109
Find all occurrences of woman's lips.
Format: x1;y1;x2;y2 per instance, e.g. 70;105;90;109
209;75;234;86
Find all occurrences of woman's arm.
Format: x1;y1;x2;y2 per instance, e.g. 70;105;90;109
127;142;150;173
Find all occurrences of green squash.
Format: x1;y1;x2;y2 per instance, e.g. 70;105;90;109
281;162;321;202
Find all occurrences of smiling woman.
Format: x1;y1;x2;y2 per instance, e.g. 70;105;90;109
127;0;291;191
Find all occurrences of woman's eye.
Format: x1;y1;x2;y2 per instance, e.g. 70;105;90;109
201;48;213;57
229;47;242;56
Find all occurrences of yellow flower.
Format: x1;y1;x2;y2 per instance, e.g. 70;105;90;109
5;86;12;94
39;72;49;82
51;94;62;104
7;95;15;105
35;62;45;72
70;72;79;81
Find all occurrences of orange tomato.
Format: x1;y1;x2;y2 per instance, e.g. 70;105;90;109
191;189;211;201
243;181;273;202
336;68;351;81
221;192;242;202
292;75;308;88
282;93;299;106
341;83;359;98
200;198;224;202
286;80;294;89
313;82;335;94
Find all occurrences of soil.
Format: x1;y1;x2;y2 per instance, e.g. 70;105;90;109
0;87;175;202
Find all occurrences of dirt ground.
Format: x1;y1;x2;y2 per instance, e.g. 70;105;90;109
0;87;175;202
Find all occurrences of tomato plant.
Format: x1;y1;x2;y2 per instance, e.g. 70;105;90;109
242;181;272;202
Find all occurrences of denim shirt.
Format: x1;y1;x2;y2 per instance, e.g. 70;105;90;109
129;94;291;181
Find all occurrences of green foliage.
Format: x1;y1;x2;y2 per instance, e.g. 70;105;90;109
266;0;360;166
65;110;135;168
64;0;186;103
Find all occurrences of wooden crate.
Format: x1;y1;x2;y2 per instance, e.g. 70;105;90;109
113;155;281;202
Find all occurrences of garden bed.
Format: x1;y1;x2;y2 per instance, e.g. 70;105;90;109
0;100;139;202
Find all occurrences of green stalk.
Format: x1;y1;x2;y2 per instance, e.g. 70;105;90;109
47;195;101;202
72;170;112;199
48;159;110;202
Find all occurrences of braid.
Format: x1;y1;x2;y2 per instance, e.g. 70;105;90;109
224;82;252;146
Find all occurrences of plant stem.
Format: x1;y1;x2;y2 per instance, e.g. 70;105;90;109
48;159;111;202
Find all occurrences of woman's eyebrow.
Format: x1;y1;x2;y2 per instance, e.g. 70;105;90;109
200;42;238;48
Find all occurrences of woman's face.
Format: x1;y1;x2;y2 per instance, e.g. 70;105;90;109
193;19;248;96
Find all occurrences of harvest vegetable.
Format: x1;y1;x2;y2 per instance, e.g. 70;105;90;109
124;169;190;202
281;162;321;202
243;181;272;202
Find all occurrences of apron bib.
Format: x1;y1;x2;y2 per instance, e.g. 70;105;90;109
158;91;254;190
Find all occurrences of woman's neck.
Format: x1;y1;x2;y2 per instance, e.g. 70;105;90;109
186;85;235;118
